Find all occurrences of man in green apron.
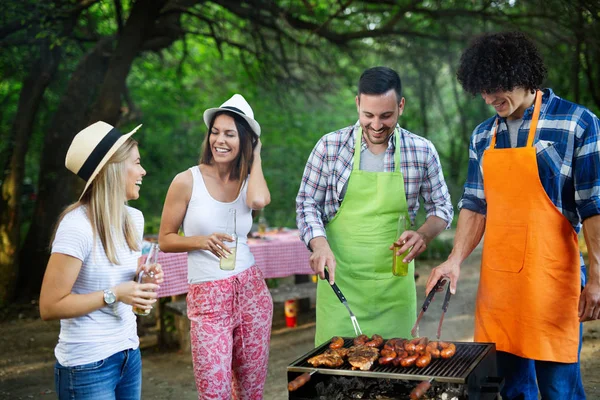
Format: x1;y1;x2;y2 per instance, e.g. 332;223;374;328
296;66;454;346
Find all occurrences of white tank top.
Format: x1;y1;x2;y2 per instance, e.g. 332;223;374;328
183;166;255;283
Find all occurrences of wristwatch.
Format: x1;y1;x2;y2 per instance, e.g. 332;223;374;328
103;289;117;305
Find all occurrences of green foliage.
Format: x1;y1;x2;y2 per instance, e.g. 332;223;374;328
419;236;453;261
3;0;600;250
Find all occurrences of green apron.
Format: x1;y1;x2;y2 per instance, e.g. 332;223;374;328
315;127;416;346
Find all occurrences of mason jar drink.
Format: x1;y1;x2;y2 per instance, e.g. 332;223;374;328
392;215;410;277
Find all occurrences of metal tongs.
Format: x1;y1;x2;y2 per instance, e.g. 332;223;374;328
410;278;452;339
324;269;363;336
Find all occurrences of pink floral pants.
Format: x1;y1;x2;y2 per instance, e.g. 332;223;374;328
187;265;273;400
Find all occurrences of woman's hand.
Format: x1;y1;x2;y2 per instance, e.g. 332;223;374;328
201;233;234;258
113;280;159;311
137;263;164;285
253;138;262;157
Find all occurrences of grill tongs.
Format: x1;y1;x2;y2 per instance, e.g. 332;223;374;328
410;277;453;339
324;269;363;336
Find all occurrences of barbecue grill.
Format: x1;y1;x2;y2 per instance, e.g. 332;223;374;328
287;338;503;399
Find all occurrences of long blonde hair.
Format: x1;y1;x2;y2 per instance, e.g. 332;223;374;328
52;138;140;264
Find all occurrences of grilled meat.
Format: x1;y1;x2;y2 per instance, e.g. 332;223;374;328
307;352;344;368
347;345;380;371
325;347;350;358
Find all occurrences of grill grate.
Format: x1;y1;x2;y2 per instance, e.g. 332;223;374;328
288;338;494;384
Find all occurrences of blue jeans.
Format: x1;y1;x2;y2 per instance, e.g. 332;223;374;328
498;324;586;400
55;348;142;400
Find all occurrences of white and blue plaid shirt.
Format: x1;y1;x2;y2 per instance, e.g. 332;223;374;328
459;88;600;286
296;122;453;247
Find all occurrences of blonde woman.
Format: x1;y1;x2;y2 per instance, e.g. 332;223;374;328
159;94;272;400
40;121;163;400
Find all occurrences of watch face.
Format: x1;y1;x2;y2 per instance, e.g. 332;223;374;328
104;290;116;305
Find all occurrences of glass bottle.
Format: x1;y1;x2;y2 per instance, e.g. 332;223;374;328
220;208;238;270
392;215;410;277
257;209;268;235
133;243;159;316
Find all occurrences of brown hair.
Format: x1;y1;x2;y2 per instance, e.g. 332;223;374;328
199;111;258;195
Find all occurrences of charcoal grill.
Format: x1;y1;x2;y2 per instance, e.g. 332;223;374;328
287;338;503;399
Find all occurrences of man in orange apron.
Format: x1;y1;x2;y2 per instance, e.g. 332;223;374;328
296;67;454;345
425;32;600;399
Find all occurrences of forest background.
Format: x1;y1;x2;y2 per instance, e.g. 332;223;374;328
1;0;599;308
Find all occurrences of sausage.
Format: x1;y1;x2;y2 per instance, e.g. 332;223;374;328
415;338;429;355
354;334;369;346
409;380;432;399
426;342;441;358
440;342;456;359
380;348;397;358
329;336;344;349
391;350;408;367
415;351;432;368
391;339;406;353
365;334;384;348
400;353;419;367
404;342;417;353
378;356;395;365
288;372;312;391
384;338;402;351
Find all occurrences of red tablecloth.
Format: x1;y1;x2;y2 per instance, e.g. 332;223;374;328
148;230;313;298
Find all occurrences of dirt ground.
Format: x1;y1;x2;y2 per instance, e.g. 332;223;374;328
1;245;600;399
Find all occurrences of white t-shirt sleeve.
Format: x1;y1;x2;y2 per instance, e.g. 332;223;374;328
127;206;145;244
51;211;93;262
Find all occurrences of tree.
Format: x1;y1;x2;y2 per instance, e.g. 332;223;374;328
2;0;600;304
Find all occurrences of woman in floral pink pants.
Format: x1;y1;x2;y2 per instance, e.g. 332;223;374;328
159;94;273;399
188;266;273;399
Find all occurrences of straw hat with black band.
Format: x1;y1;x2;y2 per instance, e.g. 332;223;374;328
203;94;261;136
65;121;142;200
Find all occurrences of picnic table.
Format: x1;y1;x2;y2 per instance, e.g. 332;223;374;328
149;229;314;298
143;229;316;350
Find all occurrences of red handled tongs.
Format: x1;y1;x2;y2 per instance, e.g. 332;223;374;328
410;278;452;339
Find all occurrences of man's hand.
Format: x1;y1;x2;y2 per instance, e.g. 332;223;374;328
389;230;428;263
309;237;336;284
425;258;461;296
579;282;600;322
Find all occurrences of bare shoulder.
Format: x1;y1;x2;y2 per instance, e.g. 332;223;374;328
167;169;194;202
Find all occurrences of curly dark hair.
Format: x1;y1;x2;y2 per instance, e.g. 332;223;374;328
456;31;547;95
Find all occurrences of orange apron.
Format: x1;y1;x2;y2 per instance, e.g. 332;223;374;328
474;91;580;363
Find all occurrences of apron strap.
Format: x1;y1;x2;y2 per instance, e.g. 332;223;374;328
353;126;402;172
489;90;543;149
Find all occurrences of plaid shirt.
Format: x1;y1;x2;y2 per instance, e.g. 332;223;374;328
296;122;454;247
459;88;600;286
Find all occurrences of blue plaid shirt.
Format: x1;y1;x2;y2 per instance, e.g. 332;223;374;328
458;88;600;286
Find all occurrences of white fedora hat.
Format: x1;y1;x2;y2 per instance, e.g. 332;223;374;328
65;121;142;199
203;94;261;136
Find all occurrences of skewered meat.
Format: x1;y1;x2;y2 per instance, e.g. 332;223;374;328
347;345;380;370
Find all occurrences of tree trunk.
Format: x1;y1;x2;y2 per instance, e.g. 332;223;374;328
0;44;60;306
89;0;168;123
17;38;115;300
18;0;168;300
